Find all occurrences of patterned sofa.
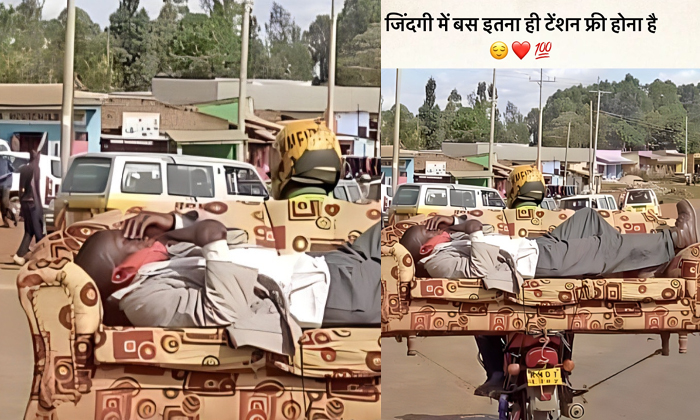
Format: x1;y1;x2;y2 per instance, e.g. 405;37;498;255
381;208;700;346
17;197;382;420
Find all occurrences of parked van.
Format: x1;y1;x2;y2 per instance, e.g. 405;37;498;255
559;194;618;211
56;153;268;227
619;188;661;213
0;151;61;228
333;179;363;203
541;197;559;211
388;183;506;223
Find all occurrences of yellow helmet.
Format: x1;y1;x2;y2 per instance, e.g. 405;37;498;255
270;119;342;200
506;165;546;208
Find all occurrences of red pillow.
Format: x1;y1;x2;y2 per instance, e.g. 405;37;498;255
111;241;169;288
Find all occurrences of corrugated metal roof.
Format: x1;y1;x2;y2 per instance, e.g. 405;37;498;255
152;78;380;113
442;142;593;162
166;129;248;143
380;145;419;158
449;170;492;178
0;84;106;107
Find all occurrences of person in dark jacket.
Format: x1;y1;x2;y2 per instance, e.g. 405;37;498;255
12;149;44;265
0;155;16;228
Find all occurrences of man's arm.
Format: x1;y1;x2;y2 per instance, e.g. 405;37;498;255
423;246;490;279
156;219;227;248
122;210;200;239
115;219;238;329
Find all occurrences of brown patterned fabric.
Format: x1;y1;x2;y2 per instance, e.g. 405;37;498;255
17;198;381;419
381;209;700;337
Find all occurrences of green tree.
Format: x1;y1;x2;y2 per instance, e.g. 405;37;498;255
247;15;269;79
48;7;111;91
109;0;156;91
419;77;443;150
502;101;530;144
336;22;380;87
337;0;380;47
304;14;330;84
441;88;461;140
16;0;43;21
264;2;312;80
381;103;422;150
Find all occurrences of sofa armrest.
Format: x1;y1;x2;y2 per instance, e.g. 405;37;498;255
17;261;102;408
381;243;414;327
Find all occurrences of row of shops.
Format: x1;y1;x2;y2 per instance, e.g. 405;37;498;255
0;79;380;180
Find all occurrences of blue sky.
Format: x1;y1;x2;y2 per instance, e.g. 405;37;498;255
4;0;341;36
382;68;700;116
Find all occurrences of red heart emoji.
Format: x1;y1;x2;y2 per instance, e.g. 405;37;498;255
512;41;530;60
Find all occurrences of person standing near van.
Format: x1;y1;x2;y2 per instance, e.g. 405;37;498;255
0;155;16;227
12;150;44;265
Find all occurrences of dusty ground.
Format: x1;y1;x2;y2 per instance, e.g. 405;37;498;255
382;334;700;420
0;224;34;420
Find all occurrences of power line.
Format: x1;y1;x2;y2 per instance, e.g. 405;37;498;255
599;110;684;134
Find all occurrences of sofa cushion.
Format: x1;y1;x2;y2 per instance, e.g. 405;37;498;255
94;326;380;378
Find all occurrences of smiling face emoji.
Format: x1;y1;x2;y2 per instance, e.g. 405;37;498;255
490;42;508;60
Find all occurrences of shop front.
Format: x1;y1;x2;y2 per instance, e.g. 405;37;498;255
0;84;104;156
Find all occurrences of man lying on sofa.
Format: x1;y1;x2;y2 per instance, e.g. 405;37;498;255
73;210;380;357
399;199;700;396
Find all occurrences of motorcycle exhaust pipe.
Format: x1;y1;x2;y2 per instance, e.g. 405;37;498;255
564;402;585;419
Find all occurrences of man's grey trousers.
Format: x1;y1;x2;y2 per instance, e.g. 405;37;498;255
534;207;676;278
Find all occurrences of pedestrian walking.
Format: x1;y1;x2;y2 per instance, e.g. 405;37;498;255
0;155;17;228
12;149;44;265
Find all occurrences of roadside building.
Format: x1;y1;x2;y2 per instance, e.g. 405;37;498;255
637;150;684;177
101;94;280;178
151;78;380;141
380;145;416;184
0;84;105;156
442;141;592;187
412;150;511;189
595;150;635;180
191;98;283;179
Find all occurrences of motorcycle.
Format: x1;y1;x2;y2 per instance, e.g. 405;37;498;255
498;331;585;420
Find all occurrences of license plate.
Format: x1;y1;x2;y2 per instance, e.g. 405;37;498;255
526;367;563;386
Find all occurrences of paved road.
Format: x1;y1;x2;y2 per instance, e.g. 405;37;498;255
0;224;33;420
382;333;700;420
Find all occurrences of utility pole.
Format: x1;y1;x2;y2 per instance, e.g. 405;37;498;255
376;96;383;158
106;26;111;92
589;100;593;188
392;69;402;196
238;0;252;163
488;69;496;188
60;0;77;176
530;69;556;170
589;83;612;194
564;121;571;186
327;0;338;132
685;115;689;174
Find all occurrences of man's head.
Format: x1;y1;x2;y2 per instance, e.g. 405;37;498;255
399;225;443;264
74;231;152;299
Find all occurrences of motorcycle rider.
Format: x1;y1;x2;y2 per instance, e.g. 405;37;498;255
408;166;698;397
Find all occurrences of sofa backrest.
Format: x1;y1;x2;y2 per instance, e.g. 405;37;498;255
381;208;673;249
